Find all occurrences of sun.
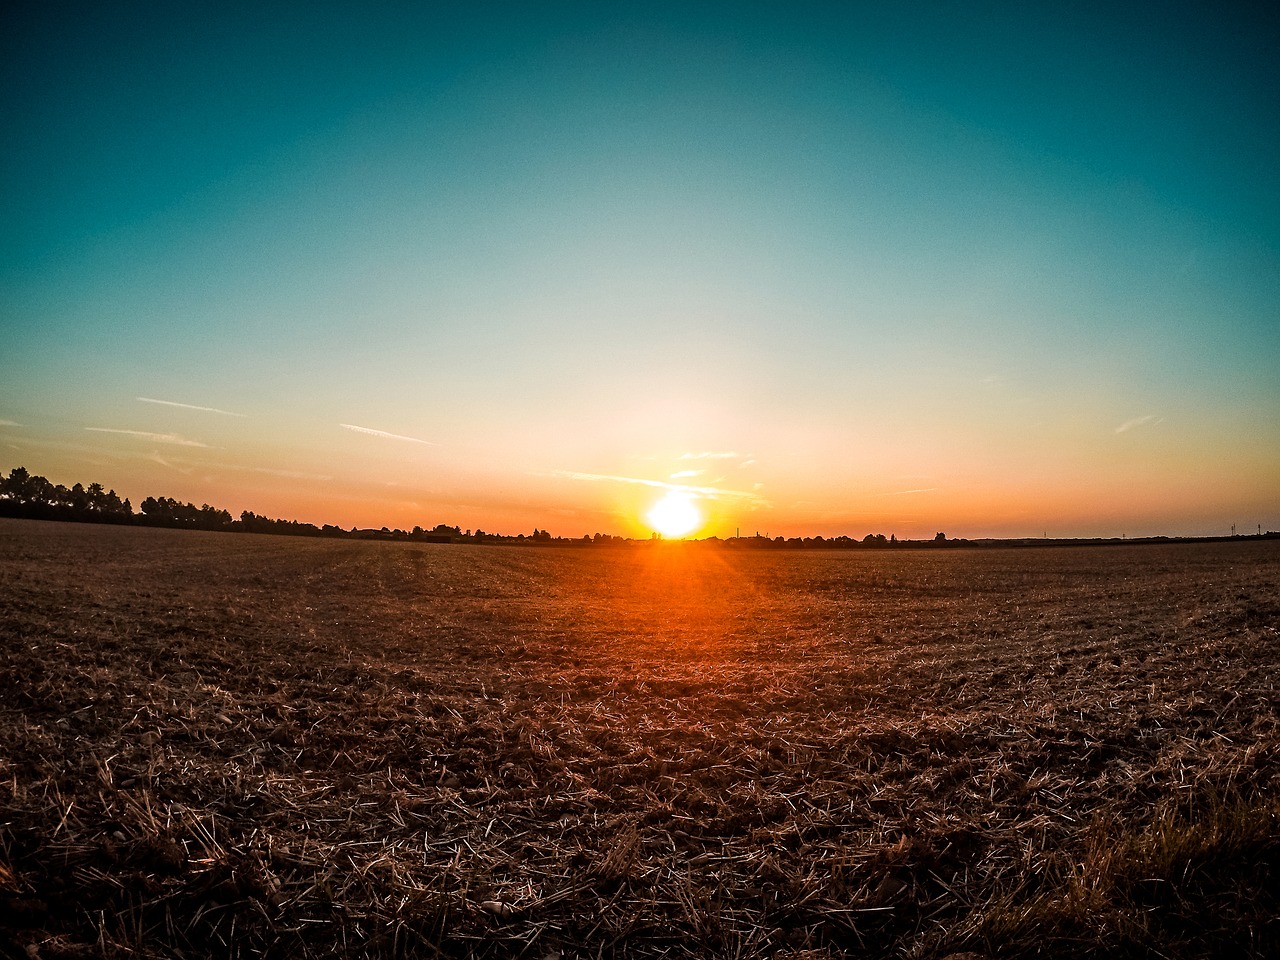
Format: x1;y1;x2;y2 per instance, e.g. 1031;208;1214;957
647;491;702;538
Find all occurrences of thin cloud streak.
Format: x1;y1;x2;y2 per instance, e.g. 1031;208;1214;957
235;465;333;481
137;397;246;417
340;423;438;445
679;451;744;460
882;487;938;496
1115;415;1162;434
551;470;769;505
0;420;21;427
147;453;194;473
222;463;337;483
85;428;209;447
139;454;331;482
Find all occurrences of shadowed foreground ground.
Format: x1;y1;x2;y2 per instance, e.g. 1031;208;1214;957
2;519;1279;958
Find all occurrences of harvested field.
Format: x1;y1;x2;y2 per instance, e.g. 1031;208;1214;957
2;518;1279;959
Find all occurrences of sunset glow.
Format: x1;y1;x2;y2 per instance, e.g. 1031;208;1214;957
646;492;702;540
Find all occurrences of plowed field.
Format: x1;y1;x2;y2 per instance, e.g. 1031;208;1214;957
2;519;1278;958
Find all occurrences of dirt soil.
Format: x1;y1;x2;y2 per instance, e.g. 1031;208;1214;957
2;519;1278;958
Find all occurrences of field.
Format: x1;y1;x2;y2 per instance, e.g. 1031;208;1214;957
2;519;1279;959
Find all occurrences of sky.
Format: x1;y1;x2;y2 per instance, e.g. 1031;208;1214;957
2;1;1278;539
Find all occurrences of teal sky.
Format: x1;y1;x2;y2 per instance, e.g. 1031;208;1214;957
3;2;1278;538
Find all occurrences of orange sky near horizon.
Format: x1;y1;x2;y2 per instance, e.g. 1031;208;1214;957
8;402;1270;541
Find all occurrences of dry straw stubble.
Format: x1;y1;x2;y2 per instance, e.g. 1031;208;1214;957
1;519;1278;958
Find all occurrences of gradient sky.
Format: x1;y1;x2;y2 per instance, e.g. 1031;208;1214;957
3;1;1278;538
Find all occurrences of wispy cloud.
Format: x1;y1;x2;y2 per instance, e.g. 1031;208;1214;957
86;428;209;447
882;487;937;496
0;419;20;427
242;465;332;481
137;397;246;417
551;470;769;505
140;454;330;482
147;453;195;474
1114;415;1162;434
340;423;437;445
211;462;333;481
670;469;704;479
679;451;743;460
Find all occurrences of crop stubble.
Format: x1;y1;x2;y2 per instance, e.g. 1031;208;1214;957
1;519;1278;958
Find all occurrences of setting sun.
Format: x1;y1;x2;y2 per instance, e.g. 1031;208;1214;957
647;491;702;538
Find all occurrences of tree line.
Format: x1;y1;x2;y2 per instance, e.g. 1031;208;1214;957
0;467;624;544
0;465;970;547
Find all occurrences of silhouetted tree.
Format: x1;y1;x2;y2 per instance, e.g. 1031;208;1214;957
1;467;133;523
1;467;36;503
